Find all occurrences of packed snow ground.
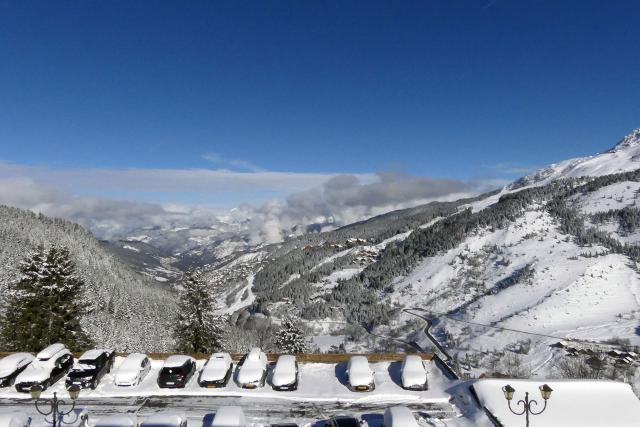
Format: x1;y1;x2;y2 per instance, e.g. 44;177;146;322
0;357;487;426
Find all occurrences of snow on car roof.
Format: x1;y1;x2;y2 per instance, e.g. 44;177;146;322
272;355;297;386
80;349;110;361
348;355;370;370
246;347;263;361
163;355;194;368
94;414;137;427
140;413;185;427
211;406;246;427
383;406;420;427
36;343;66;360
209;352;231;360
0;353;34;377
120;353;148;369
473;378;640;426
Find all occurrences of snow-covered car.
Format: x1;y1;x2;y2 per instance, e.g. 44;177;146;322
236;348;268;388
14;343;73;393
0;353;34;388
94;415;137;427
114;353;151;386
139;413;186;427
325;416;361;427
271;355;298;391
157;355;196;388
382;406;420;427
198;352;233;388
65;349;114;390
346;356;374;392
211;406;246;427
400;355;428;391
0;412;31;427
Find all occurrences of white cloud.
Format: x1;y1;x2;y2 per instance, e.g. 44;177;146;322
0;160;504;245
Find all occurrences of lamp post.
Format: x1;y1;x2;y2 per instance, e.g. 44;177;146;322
502;383;553;427
30;384;81;427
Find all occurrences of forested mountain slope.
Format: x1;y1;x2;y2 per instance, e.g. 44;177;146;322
202;130;640;384
0;206;176;351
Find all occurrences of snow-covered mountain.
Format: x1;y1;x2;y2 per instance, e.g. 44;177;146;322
0;205;176;352
510;128;640;189
198;129;640;383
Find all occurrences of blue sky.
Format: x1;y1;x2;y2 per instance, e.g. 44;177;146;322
0;0;639;226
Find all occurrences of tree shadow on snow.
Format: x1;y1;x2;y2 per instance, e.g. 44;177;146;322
334;362;350;388
386;361;403;388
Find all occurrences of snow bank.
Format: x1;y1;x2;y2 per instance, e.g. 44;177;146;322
472;378;640;427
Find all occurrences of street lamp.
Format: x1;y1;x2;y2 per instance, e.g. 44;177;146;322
30;384;81;427
502;383;553;427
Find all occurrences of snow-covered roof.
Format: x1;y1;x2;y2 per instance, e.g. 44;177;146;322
80;349;110;361
36;343;66;360
94;415;137;427
163;355;194;368
0;353;34;378
211;406;246;427
473;378;640;426
383;406;420;427
0;412;30;427
140;413;185;427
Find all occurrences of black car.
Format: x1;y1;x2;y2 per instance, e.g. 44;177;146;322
157;355;196;388
271;424;299;427
325;416;361;427
65;349;115;390
14;344;74;393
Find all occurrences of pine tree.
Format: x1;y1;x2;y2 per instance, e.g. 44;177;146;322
275;315;307;354
174;271;226;353
0;246;92;351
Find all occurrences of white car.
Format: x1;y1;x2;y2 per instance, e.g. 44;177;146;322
14;343;73;393
198;353;233;388
211;406;246;427
400;355;428;390
139;413;186;427
346;356;374;392
271;355;298;391
114;353;151;386
383;406;420;427
236;348;268;389
0;353;34;388
94;415;137;427
0;412;31;427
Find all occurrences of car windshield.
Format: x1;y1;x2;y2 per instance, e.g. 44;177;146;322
335;419;359;427
161;366;186;375
69;366;97;377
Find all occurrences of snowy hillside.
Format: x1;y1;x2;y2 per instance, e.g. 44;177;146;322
198;130;640;388
0;205;176;351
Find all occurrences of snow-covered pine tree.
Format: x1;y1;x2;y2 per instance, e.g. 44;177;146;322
174;271;227;353
275;315;307;354
0;246;92;351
